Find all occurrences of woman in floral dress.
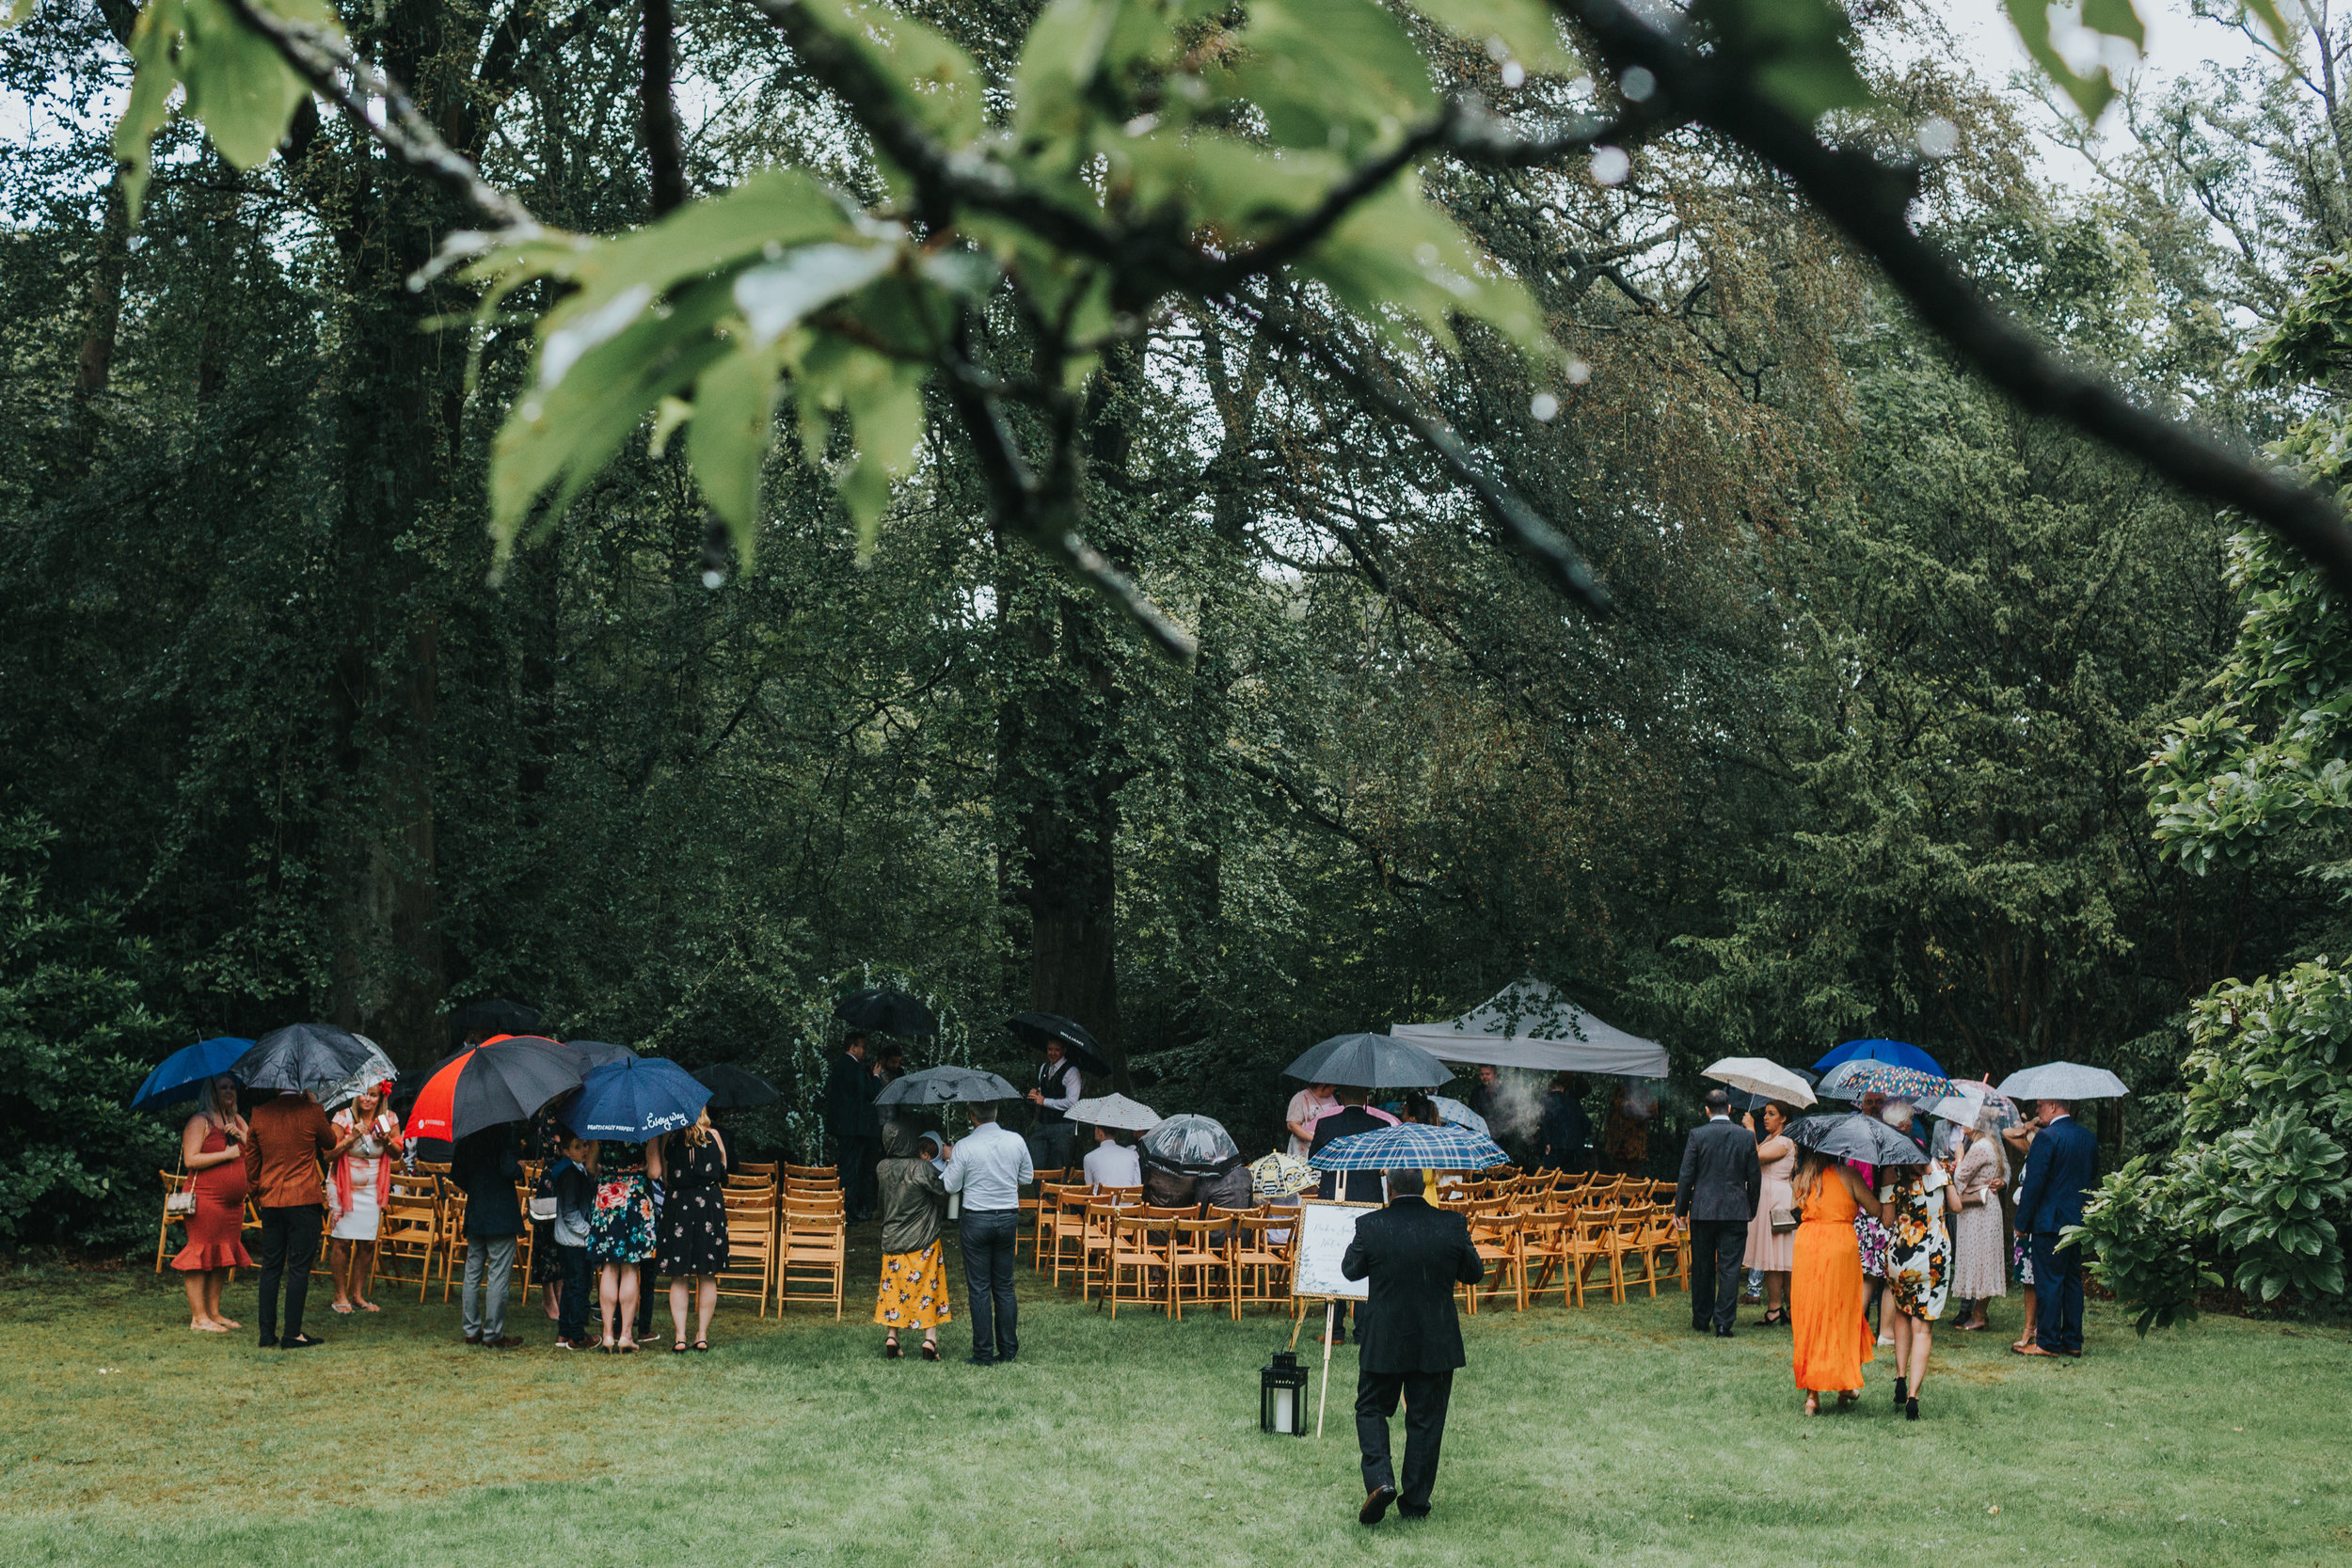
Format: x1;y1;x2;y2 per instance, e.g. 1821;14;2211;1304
1880;1154;1963;1420
591;1136;662;1353
659;1109;731;1352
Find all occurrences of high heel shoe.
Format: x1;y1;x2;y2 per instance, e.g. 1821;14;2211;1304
1904;1395;1920;1421
1894;1375;1907;1405
884;1339;903;1358
1803;1392;1820;1417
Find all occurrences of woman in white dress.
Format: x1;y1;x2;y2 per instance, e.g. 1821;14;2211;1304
328;1084;398;1313
1949;1127;2008;1330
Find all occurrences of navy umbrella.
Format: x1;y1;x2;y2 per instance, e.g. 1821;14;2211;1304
129;1037;255;1111
235;1023;376;1096
563;1056;710;1141
834;987;938;1037
1281;1033;1451;1089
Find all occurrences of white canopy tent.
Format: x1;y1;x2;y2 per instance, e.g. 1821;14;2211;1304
1391;979;1669;1077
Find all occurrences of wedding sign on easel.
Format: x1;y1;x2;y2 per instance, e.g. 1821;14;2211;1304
1287;1197;1375;1437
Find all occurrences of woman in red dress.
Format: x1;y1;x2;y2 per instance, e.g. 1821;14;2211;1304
174;1075;254;1332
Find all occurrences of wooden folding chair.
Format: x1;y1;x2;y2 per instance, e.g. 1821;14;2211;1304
1232;1212;1293;1312
1464;1215;1523;1314
718;1187;779;1317
1519;1212;1576;1307
437;1182;470;1303
1568;1207;1623;1304
1077;1196;1131;1301
778;1194;847;1319
1168;1217;1230;1322
1610;1210;1666;1297
373;1173;443;1300
154;1169;191;1273
1040;1185;1091;1285
1104;1212;1168;1320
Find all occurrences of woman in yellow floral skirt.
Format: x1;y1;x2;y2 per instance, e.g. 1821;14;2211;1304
873;1120;952;1359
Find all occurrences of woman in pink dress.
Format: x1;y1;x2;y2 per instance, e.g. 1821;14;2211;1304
1741;1102;1799;1325
173;1076;253;1332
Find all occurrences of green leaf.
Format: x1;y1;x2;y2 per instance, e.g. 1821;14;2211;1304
179;0;310;169
2240;0;2293;51
1692;0;1871;119
1296;171;1549;356
2003;0;2117;121
1231;0;1438;155
1407;0;1579;76
3;0;40;28
731;242;903;346
803;0;984;149
114;0;186;224
687;338;787;543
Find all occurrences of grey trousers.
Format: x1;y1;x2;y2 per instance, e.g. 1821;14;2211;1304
463;1235;516;1340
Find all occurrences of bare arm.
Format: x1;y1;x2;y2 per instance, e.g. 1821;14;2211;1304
1837;1166;1883;1221
182;1116;241;1171
644;1138;664;1182
1756;1134;1794;1162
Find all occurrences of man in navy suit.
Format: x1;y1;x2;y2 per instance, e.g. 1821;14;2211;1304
2012;1098;2097;1358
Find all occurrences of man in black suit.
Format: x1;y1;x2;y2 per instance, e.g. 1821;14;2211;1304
1675;1087;1762;1337
824;1034;884;1221
1342;1167;1485;1525
1309;1085;1390;1345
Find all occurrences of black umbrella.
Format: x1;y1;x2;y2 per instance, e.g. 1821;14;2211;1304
235;1023;377;1096
1006;1012;1111;1076
1787;1112;1932;1166
405;1037;585;1143
874;1065;1020;1106
453;998;543;1037
562;1039;639;1071
691;1062;780;1110
1281;1033;1451;1089
834;988;939;1037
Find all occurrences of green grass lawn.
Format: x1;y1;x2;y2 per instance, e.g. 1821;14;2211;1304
2;1232;2345;1567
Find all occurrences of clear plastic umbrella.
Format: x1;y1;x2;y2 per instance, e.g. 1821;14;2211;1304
1139;1114;1240;1175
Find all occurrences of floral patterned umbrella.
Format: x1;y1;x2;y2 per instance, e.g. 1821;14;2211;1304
1818;1058;1953;1104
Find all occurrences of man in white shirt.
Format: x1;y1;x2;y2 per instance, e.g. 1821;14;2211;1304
1286;1082;1339;1157
1081;1125;1142;1189
944;1102;1034;1366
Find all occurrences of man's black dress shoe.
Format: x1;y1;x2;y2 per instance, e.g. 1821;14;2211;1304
1359;1486;1398;1526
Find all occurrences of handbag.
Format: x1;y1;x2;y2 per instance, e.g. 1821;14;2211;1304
529;1194;560;1222
165;1187;197;1217
1769;1206;1799;1234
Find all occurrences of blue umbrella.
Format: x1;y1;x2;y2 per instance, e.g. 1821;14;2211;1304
129;1037;255;1111
562;1055;710;1141
1309;1122;1510;1172
1812;1037;1944;1076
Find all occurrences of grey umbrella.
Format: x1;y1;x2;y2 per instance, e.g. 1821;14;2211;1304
235;1023;377;1096
1996;1062;2131;1101
874;1065;1020;1106
1281;1033;1452;1089
1139;1114;1241;1175
1787;1112;1934;1166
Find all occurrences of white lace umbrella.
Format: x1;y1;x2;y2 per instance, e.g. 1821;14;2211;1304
1702;1057;1819;1108
1067;1093;1159;1132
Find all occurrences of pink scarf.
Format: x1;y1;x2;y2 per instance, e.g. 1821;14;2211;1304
331;1108;395;1219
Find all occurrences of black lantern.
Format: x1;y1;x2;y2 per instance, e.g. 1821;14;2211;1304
1260;1349;1308;1435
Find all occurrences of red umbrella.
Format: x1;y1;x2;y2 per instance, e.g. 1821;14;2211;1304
404;1036;583;1143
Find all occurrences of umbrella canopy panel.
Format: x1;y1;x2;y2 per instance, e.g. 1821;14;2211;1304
1006;1012;1111;1076
1786;1112;1931;1166
562;1039;639;1071
451;999;543;1037
130;1037;255;1111
1066;1093;1159;1132
1310;1122;1511;1172
405;1037;584;1143
1139;1114;1241;1175
1997;1062;2131;1101
1283;1034;1452;1089
1812;1037;1945;1076
235;1024;377;1096
1818;1059;1953;1104
874;1065;1020;1106
691;1063;780;1110
564;1056;710;1142
834;988;939;1037
1390;979;1669;1076
1426;1096;1489;1135
320;1037;401;1111
1702;1057;1819;1108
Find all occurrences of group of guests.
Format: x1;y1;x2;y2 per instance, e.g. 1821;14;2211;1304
1672;1085;2100;1420
169;1072;741;1354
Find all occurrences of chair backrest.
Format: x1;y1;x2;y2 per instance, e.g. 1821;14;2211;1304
1234;1212;1292;1257
736;1161;780;1178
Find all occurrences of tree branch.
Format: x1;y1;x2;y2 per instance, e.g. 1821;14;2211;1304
1563;0;2352;600
640;0;687;214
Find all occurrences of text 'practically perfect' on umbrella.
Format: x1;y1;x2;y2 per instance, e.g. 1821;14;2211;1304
1282;1033;1451;1089
1310;1122;1510;1172
564;1055;710;1142
234;1023;377;1096
130;1037;255;1111
405;1037;584;1144
874;1065;1020;1107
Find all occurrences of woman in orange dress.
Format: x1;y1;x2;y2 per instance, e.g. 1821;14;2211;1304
1789;1146;1884;1415
173;1075;254;1332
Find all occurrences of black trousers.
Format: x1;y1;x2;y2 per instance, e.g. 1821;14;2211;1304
959;1209;1020;1361
1357;1368;1454;1512
556;1243;592;1342
837;1135;879;1220
257;1204;322;1343
2033;1233;2084;1354
1688;1219;1745;1331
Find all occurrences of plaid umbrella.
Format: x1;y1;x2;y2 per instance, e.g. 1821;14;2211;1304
1250;1151;1317;1198
1818;1059;1953;1104
1309;1122;1509;1172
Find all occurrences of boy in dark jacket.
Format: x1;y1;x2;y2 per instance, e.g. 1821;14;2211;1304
542;1135;599;1348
